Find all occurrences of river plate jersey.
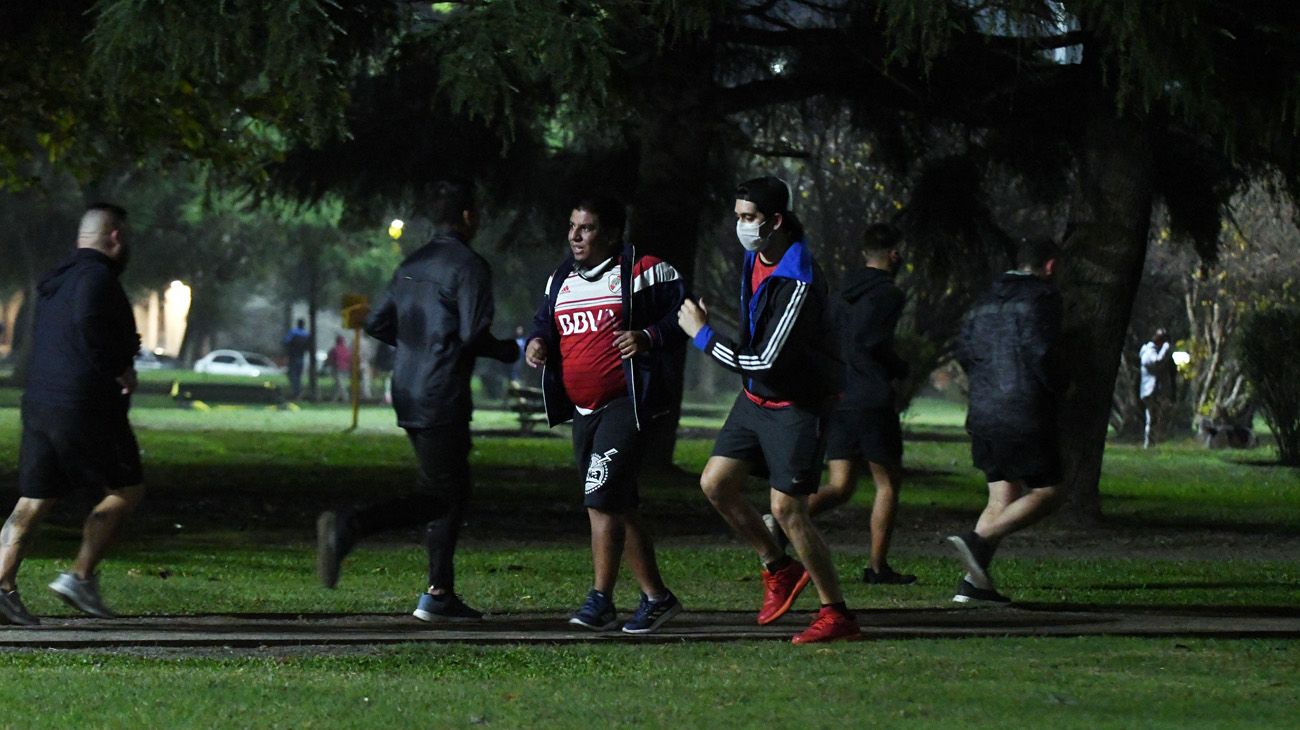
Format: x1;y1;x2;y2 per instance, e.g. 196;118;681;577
554;256;628;412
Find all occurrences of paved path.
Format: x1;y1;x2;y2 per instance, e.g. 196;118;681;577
2;605;1297;649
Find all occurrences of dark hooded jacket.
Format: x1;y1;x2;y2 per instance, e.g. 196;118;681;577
692;241;841;410
23;248;139;411
956;271;1064;436
365;231;518;429
837;267;909;411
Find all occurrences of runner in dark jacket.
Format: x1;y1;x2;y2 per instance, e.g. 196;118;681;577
946;237;1065;605
793;223;917;586
316;180;518;623
679;175;859;645
1;203;145;626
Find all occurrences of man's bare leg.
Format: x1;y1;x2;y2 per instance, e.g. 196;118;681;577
699;456;784;564
623;512;668;599
807;460;858;517
867;461;901;572
587;507;625;594
0;498;57;591
772;489;843;605
974;480;1060;547
70;485;145;579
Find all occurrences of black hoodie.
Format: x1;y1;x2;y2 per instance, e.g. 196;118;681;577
836;267;909;410
23;248;139;411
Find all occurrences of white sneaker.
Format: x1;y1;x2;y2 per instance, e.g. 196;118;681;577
0;589;40;625
48;572;117;618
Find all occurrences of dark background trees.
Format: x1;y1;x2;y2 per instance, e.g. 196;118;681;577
3;1;1299;512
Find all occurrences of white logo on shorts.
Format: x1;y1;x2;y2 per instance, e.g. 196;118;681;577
585;448;620;494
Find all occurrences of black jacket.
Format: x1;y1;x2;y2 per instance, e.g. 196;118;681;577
956;271;1064;436
693;242;841;410
23;248;139;411
365;231;517;429
529;244;688;429
837;267;909;411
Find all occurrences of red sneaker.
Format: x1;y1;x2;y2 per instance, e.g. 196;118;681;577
791;606;862;645
757;560;810;625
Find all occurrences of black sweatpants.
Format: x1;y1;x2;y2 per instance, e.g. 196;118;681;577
346;422;472;591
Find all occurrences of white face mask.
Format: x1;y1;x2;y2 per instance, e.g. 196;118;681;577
736;219;768;252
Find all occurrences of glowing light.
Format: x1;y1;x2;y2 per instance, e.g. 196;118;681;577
1172;351;1191;367
388;219;405;240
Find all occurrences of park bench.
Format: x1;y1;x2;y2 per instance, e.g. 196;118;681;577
506;381;546;432
171;381;288;410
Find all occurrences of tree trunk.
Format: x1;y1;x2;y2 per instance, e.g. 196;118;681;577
1057;105;1155;525
627;82;722;471
306;251;321;402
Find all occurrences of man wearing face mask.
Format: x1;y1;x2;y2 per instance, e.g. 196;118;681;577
766;223;916;585
678;176;859;645
0;203;144;625
526;195;688;634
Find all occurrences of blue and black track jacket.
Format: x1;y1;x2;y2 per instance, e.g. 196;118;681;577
691;241;841;410
529;243;689;429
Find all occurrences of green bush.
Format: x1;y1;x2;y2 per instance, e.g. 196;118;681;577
1239;306;1300;465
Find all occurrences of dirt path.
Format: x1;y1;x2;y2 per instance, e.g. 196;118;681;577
2;605;1296;654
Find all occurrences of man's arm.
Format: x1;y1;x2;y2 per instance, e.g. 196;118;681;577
1024;289;1064;394
363;281;398;346
75;269;138;379
857;286;909;380
459;259;518;363
683;278;809;376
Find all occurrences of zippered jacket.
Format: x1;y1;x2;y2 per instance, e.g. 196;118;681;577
23;248;140;412
837;267;909;411
365;231;517;429
956;271;1064;436
691;242;841;409
529;243;688;428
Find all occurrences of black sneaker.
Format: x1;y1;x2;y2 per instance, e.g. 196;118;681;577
762;513;790;552
413;592;484;622
0;588;39;626
316;511;352;589
945;532;993;589
863;566;918;585
621;591;682;634
568;588;618;631
952;577;1011;605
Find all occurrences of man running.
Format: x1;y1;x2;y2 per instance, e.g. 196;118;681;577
525;195;687;634
678;176;860;644
316;180;518;622
0;203;145;625
946;237;1065;604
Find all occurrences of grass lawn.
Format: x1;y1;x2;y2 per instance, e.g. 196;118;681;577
0;394;1297;727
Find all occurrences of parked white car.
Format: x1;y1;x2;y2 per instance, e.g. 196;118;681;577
193;349;283;377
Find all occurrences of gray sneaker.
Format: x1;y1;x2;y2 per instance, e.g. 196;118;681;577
0;589;40;626
48;572;117;618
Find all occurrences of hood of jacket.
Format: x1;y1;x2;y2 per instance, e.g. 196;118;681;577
841;266;896;304
39;249;115;299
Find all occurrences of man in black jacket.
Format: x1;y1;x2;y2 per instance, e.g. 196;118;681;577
778;223;916;585
0;203;144;625
525;195;687;634
679;176;859;645
316;180;518;622
946;238;1065;604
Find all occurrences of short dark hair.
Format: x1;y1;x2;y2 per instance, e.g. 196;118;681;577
428;179;475;228
296;318;306;328
572;195;626;243
86;202;128;226
862;223;902;256
735;176;793;217
1014;237;1059;270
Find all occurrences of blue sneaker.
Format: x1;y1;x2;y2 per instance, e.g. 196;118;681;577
413;592;483;623
568;588;618;630
621;591;682;634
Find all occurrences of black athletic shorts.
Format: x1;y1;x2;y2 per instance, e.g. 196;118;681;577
19;403;143;499
969;430;1061;489
572;397;641;513
824;406;903;467
711;392;826;496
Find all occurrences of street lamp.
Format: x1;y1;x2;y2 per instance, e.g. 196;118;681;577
388;219;404;240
